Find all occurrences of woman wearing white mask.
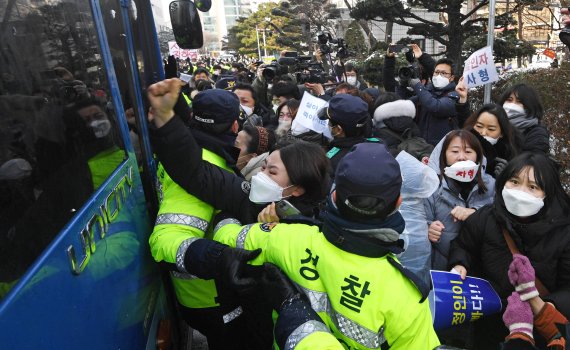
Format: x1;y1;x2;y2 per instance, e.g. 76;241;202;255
424;130;495;271
497;83;549;154
463;103;520;178
449;153;570;349
274;99;299;140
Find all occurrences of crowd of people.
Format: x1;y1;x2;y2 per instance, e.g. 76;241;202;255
146;38;570;350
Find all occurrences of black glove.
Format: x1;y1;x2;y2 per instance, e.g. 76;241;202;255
164;55;178;79
494;157;509;178
216;247;262;296
260;263;301;312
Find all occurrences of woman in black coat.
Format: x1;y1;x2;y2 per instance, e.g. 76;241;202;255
449;152;570;350
498;84;549;155
463;103;520;178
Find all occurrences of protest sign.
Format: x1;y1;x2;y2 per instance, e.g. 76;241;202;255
168;42;199;60
291;92;332;139
463;46;499;88
430;270;502;330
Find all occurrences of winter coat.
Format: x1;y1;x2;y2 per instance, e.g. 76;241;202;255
520;124;549;154
449;204;570;318
151;116;321;223
253;104;277;129
326;136;379;176
372;100;421;156
412;81;460;146
424;175;495;271
240;152;269;181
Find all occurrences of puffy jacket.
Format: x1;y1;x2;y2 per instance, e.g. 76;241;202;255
448;204;570;318
412;82;459;146
424;175;495;271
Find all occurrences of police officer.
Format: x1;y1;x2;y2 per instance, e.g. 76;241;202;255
319;94;376;174
171;143;440;349
148;89;251;349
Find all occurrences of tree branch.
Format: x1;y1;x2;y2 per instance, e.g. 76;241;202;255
460;0;490;22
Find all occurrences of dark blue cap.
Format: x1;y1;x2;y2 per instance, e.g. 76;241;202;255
215;77;238;90
363;87;380;101
335;143;401;217
192;89;240;124
326;94;369;129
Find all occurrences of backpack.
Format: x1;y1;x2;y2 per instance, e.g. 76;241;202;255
383;128;434;160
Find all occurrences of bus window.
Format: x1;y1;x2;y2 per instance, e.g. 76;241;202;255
0;0;128;298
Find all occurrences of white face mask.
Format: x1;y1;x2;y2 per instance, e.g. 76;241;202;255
444;160;479;182
90;119;111;138
502;103;526;117
483;135;499;145
268;83;274;90
346;76;357;86
249;172;291;204
241;104;253;116
502;188;544;217
214;70;221;75
432;75;450;89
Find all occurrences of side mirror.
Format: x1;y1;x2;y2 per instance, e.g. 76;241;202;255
195;0;211;12
169;0;203;49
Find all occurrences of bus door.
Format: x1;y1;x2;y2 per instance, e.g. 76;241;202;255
0;0;168;347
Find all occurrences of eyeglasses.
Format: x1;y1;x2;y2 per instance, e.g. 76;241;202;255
433;70;451;77
279;112;292;119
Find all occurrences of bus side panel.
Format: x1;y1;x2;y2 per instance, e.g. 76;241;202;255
0;158;161;348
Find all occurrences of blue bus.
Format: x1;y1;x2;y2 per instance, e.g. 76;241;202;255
0;0;204;347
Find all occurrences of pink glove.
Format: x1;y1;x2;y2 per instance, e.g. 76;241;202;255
508;254;539;301
503;292;534;339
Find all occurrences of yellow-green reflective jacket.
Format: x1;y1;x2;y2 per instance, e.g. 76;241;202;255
213;221;440;350
87;147;125;189
150;148;232;309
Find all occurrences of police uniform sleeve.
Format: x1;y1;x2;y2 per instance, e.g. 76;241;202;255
212;219;272;266
275;297;343;350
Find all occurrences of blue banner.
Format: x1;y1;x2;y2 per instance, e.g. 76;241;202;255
430;270;502;331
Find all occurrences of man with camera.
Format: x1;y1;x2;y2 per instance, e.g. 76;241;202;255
383;44;435;99
410;58;460;146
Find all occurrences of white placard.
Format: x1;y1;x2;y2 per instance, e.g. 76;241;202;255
291;92;332;139
179;73;192;83
168;41;199;60
462;46;499;88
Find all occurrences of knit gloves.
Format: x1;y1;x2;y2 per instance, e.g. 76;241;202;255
503;291;534;341
508;254;539;301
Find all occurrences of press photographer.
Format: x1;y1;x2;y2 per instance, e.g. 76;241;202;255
382;43;435;99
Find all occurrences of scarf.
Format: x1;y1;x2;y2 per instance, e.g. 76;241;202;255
508;111;538;131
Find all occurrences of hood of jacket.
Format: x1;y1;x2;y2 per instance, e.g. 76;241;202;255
373;100;416;127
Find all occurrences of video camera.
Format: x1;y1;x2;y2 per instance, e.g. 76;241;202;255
317;32;351;60
261;61;287;81
277;54;326;84
397;48;421;87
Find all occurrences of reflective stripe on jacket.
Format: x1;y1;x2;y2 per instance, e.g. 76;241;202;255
213;221;440;350
149;148;232;308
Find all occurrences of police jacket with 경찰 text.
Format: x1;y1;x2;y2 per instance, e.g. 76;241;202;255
212;220;440;350
411;81;459;146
